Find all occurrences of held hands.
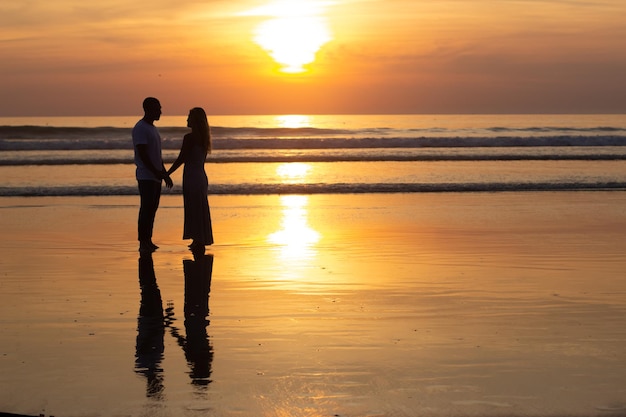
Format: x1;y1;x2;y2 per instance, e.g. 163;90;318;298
160;170;173;189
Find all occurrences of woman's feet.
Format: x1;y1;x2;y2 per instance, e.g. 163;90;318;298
188;240;205;253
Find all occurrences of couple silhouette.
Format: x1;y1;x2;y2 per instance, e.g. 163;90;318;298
133;97;214;253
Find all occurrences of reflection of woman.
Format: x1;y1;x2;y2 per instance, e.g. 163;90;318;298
168;253;214;389
168;107;214;251
182;253;214;387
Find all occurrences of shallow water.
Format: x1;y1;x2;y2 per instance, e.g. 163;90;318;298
2;159;626;195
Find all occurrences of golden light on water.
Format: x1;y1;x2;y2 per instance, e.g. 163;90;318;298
268;195;320;261
276;162;311;182
268;162;320;263
275;114;311;128
243;0;333;73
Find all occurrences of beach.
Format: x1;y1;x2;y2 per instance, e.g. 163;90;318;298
1;191;625;417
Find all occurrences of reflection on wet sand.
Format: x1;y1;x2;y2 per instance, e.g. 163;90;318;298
135;252;165;399
135;251;214;398
267;195;321;289
168;252;214;390
268;195;320;261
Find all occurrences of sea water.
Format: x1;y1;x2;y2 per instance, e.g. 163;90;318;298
1;114;625;196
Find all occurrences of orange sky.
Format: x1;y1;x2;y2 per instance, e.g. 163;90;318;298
1;0;625;116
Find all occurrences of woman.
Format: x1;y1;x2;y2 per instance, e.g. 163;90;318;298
168;107;214;251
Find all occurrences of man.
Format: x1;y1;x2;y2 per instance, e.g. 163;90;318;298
133;97;173;252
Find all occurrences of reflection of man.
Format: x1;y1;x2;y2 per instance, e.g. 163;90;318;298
135;252;165;399
168;253;214;389
132;97;173;252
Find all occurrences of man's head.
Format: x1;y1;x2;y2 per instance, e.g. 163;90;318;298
142;97;161;123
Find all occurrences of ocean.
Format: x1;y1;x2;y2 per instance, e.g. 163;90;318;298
1;114;625;196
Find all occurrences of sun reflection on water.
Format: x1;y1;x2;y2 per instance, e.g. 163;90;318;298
267;163;320;284
275;114;311;128
276;162;311;183
268;195;320;261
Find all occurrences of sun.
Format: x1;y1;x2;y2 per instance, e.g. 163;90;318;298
243;1;333;73
254;16;331;73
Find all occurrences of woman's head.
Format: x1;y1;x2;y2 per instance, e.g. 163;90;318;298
187;107;211;153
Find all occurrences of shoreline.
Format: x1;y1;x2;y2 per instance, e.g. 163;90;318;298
1;183;626;197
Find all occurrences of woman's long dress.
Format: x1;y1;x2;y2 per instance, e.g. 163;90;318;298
182;142;213;245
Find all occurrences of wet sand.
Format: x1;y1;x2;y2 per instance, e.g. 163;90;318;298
1;192;626;417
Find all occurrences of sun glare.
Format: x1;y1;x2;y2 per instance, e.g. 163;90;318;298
268;195;320;260
275;114;311;128
276;162;311;183
243;1;333;73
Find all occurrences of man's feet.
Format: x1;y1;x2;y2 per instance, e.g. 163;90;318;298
139;240;159;252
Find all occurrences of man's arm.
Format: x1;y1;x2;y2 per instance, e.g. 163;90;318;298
161;162;173;188
136;144;173;188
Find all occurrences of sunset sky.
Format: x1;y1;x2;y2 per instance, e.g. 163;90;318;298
1;0;625;116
